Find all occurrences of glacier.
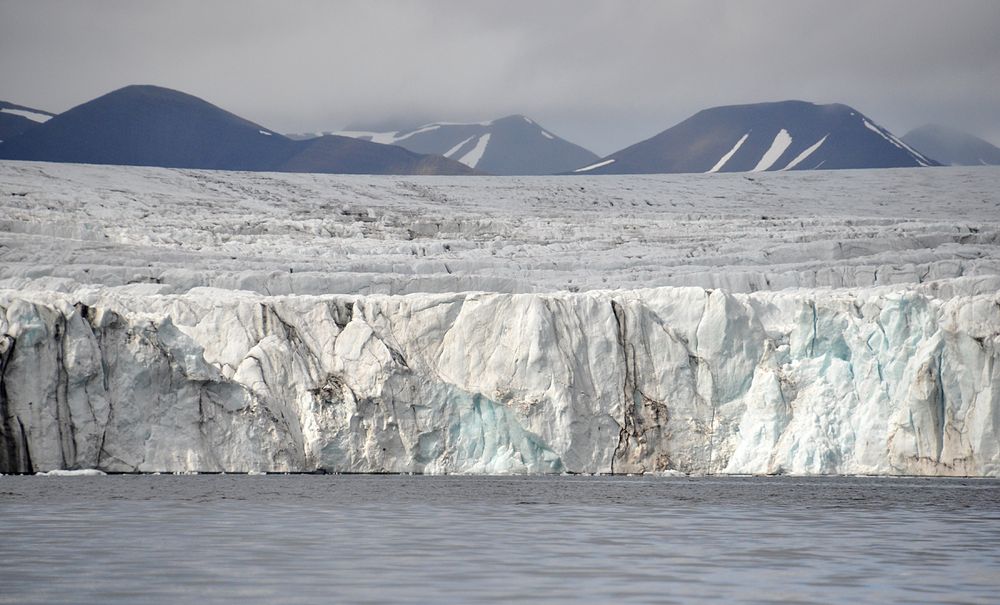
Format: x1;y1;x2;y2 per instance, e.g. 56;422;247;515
1;161;998;475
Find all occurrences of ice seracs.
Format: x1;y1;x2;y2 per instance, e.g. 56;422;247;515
0;161;997;476
2;281;997;476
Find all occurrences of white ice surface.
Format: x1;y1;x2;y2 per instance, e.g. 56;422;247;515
708;133;749;173
35;469;107;476
782;135;828;171
752;129;793;172
458;134;491;168
1;108;51;123
0;161;998;476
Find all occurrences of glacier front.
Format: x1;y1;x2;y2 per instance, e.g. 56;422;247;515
0;162;998;475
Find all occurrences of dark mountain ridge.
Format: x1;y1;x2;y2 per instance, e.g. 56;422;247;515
572;100;936;174
295;114;599;175
0;100;55;143
0;85;476;175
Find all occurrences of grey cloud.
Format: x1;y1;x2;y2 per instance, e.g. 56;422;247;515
1;0;998;155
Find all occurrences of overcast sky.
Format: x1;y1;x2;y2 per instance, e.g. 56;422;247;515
2;0;998;155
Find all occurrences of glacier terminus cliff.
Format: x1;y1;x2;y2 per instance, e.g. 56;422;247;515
1;162;998;475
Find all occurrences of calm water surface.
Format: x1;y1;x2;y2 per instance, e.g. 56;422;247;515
1;475;998;604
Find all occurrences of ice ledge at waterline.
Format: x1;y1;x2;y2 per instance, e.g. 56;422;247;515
1;281;997;476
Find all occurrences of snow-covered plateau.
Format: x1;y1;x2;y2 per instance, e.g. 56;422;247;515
1;161;998;475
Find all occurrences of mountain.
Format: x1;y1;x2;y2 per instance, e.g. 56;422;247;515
0;85;476;175
0;101;55;143
279;134;477;175
292;115;599;175
902;124;1000;166
572;101;937;175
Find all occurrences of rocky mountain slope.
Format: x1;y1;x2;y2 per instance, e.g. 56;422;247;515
295;115;599;175
0;86;476;175
573;101;936;174
0;101;54;143
903;124;1000;166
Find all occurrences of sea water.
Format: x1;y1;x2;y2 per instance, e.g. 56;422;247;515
1;475;998;604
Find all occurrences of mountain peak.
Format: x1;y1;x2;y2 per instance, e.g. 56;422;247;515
321;114;598;175
0;84;476;175
902;124;1000;166
573;100;935;174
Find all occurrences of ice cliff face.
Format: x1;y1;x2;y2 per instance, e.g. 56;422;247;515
1;162;998;475
2;282;997;475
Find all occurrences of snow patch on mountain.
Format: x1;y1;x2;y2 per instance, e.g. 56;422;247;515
306;116;599;175
574;158;616;172
752;129;793;172
458;133;491;168
0;108;51;123
708;133;750;173
864;119;930;166
444;136;475;158
782;135;828;171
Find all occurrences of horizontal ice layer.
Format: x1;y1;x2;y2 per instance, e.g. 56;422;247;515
1;283;997;475
1;162;998;296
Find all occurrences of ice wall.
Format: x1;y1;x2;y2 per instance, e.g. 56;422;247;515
2;282;997;475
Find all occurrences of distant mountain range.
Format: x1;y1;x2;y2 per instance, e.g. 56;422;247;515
290;115;599;175
0;101;54;143
902;124;1000;166
5;87;995;176
0;86;475;175
572;101;937;174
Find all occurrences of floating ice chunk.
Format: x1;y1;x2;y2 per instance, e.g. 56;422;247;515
650;470;687;477
36;469;107;476
752;129;793;172
541;131;554;140
258;130;272;136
